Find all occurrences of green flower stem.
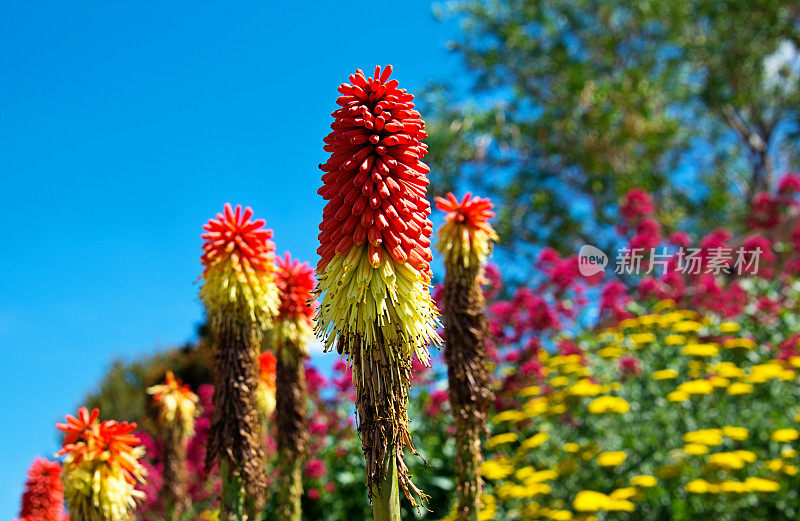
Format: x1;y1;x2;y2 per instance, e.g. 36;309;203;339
372;452;401;521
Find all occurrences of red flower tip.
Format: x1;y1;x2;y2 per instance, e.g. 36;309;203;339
435;192;496;233
317;65;433;275
259;350;277;390
56;407;143;484
201;203;276;274
276;252;317;322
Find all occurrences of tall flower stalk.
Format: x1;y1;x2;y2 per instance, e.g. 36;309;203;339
272;253;316;521
316;65;440;520
200;203;280;521
57;407;146;521
147;371;200;520
435;193;498;521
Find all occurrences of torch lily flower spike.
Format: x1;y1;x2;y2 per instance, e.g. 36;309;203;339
18;458;65;521
147;372;200;520
272;252;317;521
200;203;280;520
57;407;146;521
315;65;441;514
436;193;498;521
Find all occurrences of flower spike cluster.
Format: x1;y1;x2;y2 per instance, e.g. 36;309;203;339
200;203;280;329
273;252;317;352
57;407;145;521
435;192;499;275
315;65;440;507
315;64;439;361
147;371;200;437
436;193;498;520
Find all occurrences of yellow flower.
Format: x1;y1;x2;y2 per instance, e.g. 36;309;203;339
673;320;703;333
550;376;571;387
727;382;754;395
564;443;580;453
597;346;623;358
722;426;749;441
519;433;549;451
685;479;711;494
677;379;714;395
715;362;745;378
618;318;639;330
609;487;638;500
597;451;627;467
766;459;785;472
486;432;519;449
481;459;514;480
654;369;678;380
709;376;730;388
723;338;756;350
568;379;604;397
630;475;657;488
684;429;723;446
682;343;719;357
520;385;541;397
719;322;741;333
667;391;690;402
654;299;676;311
573;491;609;512
707;452;746;470
629;333;656;345
781;447;798;458
771;429;800;443
493;410;526;423
664;334;686;346
683;443;709;455
548;510;573;520
526;470;558;483
744;477;780;492
734;450;757;463
720;480;747;493
587;396;630;414
783;464;799;476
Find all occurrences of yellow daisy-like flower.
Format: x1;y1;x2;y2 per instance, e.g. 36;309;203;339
667;390;690;402
723;338;756;350
771;429;800;443
519;433;549;451
486;432;519;449
664;334;686;346
587;396;630;414
481;459;514;480
719;322;741;333
722;426;749;441
564;443;581;453
682;343;719;357
707;452;746;470
654;369;678;380
677;379;714;395
685;479;711;494
597;451;627;467
727;382;754;395
744;477;781;492
630;475;657;488
683;443;709;455
684;429;723;446
673;320;703;333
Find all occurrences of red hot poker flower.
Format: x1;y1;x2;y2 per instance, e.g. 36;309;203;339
317;65;434;276
19;458;64;521
436;192;496;233
259;350;277;392
201;203;276;275
57;407;144;484
275;252;316;324
436;192;499;272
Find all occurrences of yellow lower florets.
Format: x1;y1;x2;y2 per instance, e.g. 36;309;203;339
62;456;145;521
200;256;280;330
314;245;440;362
437;222;498;274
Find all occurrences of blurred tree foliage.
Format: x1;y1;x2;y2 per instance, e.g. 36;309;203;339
424;0;800;263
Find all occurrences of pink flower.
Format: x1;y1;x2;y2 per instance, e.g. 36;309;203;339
304;459;327;480
778;173;800;195
619;188;655;224
307;488;321;501
618;355;641;378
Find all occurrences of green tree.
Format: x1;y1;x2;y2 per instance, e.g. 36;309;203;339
424;0;800;264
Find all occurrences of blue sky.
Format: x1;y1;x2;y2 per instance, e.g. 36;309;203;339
0;1;457;517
